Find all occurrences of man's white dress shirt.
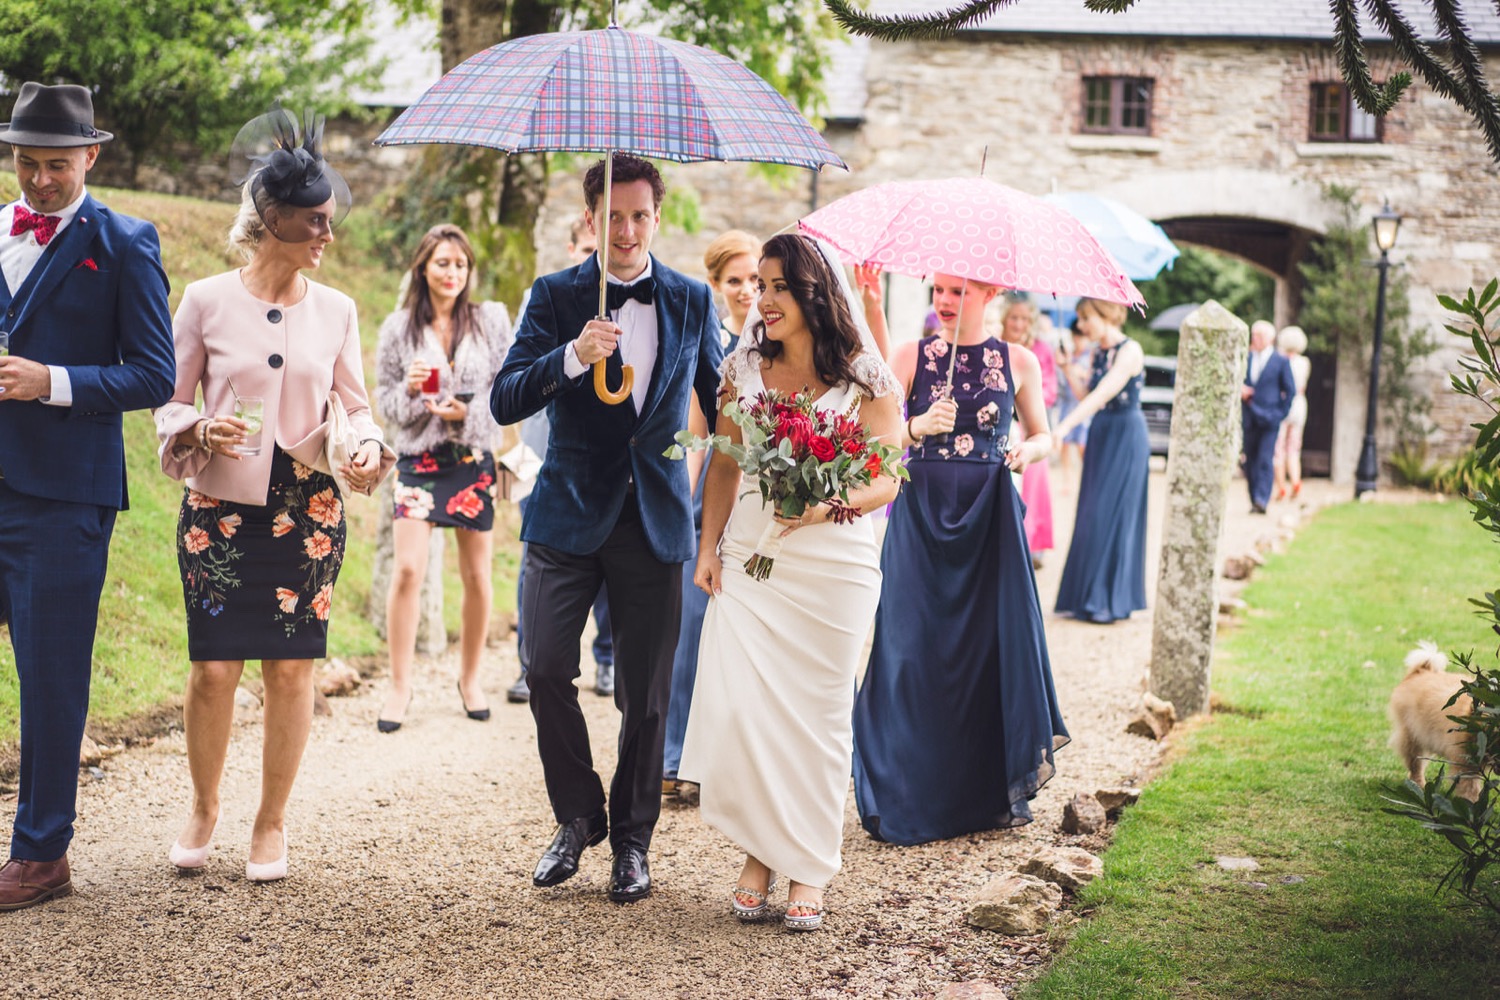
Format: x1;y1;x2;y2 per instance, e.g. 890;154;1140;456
0;188;87;406
562;259;658;414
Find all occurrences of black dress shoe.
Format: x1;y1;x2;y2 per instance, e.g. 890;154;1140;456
506;673;530;704
608;845;652;903
532;811;607;887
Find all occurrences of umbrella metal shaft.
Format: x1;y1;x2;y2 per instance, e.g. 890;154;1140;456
593;150;634;405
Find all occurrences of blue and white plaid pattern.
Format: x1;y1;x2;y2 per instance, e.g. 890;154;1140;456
377;28;846;171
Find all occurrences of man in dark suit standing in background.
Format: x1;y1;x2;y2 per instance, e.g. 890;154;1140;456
492;154;722;903
1241;319;1296;514
0;83;175;910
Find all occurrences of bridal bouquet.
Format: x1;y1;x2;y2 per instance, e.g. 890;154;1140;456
667;389;907;580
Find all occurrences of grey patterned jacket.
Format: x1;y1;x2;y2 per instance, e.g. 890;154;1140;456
374;301;512;456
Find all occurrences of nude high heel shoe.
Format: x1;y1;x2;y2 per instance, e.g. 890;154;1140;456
245;830;288;883
169;839;213;870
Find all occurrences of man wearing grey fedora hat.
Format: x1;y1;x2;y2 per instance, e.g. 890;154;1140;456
0;82;175;911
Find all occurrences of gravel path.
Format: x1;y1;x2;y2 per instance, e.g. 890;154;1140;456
2;470;1344;999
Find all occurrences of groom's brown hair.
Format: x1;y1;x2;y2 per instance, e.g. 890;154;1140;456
583;154;665;213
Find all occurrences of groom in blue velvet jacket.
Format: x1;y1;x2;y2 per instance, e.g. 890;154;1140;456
0;83;175;911
492;155;723;902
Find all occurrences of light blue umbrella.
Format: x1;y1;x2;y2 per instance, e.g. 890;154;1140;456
1044;193;1180;281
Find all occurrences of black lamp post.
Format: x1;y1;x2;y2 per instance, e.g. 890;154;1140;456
1354;201;1402;498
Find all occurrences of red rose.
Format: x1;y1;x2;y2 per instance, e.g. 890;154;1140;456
842;438;864;455
809;435;836;462
864;452;883;476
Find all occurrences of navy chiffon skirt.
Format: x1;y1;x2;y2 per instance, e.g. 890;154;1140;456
1055;407;1150;623
852;458;1068;845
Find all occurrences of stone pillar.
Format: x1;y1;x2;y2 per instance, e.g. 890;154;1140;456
365;478;448;656
1149;300;1247;717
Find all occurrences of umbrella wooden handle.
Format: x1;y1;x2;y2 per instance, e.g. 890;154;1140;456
594;360;634;405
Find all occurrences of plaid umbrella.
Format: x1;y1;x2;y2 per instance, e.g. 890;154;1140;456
377;25;844;403
377;27;845;170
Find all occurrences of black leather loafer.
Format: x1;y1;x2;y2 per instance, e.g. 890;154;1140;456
608;845;651;903
532;811;608;887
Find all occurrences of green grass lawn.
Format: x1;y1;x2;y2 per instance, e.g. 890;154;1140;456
1023;500;1500;999
0;182;520;755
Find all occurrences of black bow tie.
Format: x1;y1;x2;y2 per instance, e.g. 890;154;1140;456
606;277;655;312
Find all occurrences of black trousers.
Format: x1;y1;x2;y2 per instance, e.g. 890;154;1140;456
521;499;682;852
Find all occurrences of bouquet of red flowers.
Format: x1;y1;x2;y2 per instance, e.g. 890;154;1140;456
667;389;907;580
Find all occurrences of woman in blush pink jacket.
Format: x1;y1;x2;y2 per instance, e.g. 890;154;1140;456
153;109;393;883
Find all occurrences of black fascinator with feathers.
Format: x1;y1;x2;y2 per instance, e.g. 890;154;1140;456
232;106;352;242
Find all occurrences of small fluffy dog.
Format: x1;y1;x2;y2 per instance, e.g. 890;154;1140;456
1388;642;1481;801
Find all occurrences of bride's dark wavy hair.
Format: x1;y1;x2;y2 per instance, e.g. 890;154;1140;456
749;233;875;395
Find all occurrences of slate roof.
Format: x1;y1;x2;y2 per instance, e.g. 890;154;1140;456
870;0;1500;44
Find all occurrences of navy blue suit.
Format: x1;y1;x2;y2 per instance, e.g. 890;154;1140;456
1241;350;1296;509
0;193;175;861
492;253;722;849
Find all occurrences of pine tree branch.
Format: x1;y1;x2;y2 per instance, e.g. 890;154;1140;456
1430;0;1500;155
1365;0;1500;161
1331;0;1410;116
1366;0;1466;105
820;0;1024;41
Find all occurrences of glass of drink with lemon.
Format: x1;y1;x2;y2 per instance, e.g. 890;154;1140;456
234;395;264;456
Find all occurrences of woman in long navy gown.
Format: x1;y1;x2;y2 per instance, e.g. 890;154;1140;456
852;274;1068;846
661;230;759;797
1053;297;1150;623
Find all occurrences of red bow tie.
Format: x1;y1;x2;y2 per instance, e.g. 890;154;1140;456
12;204;61;246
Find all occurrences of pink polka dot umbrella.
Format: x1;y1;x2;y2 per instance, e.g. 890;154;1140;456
798;177;1145;309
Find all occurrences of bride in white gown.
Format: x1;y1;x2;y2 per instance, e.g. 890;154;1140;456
677;234;902;932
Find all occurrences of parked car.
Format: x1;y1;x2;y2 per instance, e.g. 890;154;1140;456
1140;355;1176;456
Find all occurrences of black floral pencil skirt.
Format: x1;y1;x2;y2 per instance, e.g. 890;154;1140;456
178;447;347;661
391;441;497;531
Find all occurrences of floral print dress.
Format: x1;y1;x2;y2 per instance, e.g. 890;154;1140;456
177;448;347;660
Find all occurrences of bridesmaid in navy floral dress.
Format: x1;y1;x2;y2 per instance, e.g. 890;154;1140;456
853;274;1068;846
1053;297;1149;624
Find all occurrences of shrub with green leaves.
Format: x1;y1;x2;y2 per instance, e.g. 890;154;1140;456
1383;279;1500;917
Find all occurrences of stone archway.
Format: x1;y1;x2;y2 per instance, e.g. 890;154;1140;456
1088;167;1336;323
1084;169;1343;476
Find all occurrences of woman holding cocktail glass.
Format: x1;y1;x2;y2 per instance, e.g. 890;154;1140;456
154;109;392;882
373;224;512;732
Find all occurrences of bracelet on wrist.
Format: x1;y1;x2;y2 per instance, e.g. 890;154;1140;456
197;419;210;449
907;415;924;441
